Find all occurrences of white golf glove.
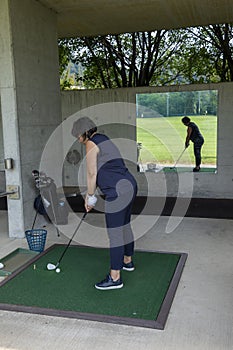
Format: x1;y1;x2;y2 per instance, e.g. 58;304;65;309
86;194;97;207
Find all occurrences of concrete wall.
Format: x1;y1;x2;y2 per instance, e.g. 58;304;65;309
0;0;61;236
0;0;24;237
61;82;233;199
0;106;5;192
0;106;4;172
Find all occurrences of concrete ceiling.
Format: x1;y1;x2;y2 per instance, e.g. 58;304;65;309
38;0;233;38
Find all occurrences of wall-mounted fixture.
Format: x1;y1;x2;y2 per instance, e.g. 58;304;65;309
0;185;19;199
4;158;14;170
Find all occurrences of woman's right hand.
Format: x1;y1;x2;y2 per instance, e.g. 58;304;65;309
85;202;93;212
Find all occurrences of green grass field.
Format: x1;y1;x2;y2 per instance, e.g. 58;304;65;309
137;115;217;166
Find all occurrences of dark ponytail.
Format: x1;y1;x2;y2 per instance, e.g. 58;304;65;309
87;127;97;139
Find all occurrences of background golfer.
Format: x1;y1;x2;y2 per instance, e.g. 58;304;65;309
181;116;204;172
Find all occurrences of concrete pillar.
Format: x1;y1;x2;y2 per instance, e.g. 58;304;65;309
0;0;61;237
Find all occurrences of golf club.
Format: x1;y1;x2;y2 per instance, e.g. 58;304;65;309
170;147;187;169
47;211;87;271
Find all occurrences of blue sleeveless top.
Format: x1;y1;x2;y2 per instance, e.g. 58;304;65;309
188;122;204;143
89;133;136;197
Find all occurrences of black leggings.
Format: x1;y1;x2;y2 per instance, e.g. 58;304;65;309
193;139;204;167
105;181;137;270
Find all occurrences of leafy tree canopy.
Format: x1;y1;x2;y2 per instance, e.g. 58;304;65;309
58;23;233;89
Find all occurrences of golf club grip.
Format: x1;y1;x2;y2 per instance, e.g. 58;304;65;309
57;211;87;264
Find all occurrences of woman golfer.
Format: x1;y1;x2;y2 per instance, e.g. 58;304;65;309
72;117;137;290
181;116;204;172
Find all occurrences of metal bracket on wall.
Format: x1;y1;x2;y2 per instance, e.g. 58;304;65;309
6;185;20;199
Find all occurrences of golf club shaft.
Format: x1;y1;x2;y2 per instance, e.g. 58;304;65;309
172;148;186;168
57;211;87;265
32;195;42;230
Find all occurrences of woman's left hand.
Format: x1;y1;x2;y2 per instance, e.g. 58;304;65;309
85;193;97;212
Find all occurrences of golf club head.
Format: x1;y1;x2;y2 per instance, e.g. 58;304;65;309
0;262;4;269
47;212;87;270
47;263;57;270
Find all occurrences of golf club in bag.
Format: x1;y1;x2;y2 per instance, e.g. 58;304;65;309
32;170;69;234
47;211;87;271
170;147;187;169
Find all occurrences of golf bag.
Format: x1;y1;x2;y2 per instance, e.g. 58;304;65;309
32;170;69;225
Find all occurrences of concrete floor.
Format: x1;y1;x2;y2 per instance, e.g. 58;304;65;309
0;210;233;350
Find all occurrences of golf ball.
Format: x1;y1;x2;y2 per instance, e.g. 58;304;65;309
56;268;60;273
0;262;4;269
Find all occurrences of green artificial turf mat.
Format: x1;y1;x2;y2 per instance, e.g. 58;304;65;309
163;166;216;173
0;245;187;329
0;248;39;276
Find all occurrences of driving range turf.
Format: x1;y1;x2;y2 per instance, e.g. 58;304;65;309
0;244;187;329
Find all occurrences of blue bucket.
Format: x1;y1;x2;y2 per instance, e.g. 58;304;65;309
25;229;47;253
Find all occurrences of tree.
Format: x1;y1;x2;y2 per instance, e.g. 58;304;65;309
58;41;74;89
154;24;233;85
186;24;233;82
59;30;186;88
202;24;233;82
58;24;233;89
